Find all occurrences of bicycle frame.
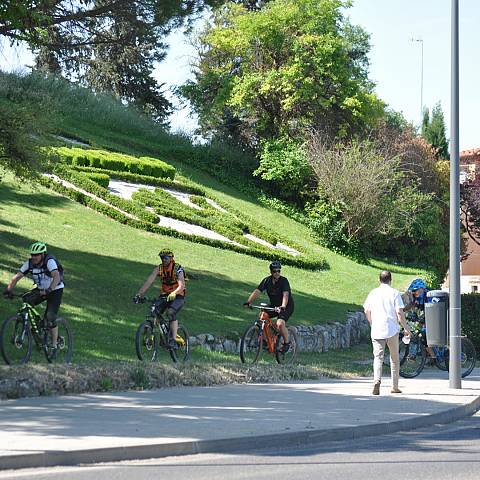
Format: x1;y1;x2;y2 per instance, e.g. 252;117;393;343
143;297;185;347
254;306;280;354
17;301;44;345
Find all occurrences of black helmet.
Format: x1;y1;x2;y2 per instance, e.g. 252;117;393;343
269;260;282;272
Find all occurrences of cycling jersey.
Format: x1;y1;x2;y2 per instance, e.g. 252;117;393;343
19;257;64;291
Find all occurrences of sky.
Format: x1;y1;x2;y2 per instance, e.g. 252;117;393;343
1;0;479;150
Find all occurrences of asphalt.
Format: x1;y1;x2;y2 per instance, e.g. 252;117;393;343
1;368;480;471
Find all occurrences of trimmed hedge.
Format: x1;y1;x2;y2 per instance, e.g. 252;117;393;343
52;166;159;224
461;294;480;353
50;146;176;179
71;166;206;196
40;175;328;271
83;172;110;188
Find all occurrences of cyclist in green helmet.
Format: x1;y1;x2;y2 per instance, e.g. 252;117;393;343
3;242;65;352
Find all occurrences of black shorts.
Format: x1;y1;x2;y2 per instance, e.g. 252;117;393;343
268;303;294;322
24;288;63;326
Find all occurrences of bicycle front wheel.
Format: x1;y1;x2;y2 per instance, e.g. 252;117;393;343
135;320;159;361
0;315;33;365
44;318;73;364
400;336;426;378
240;325;263;364
446;337;477;378
169;324;189;363
275;326;298;365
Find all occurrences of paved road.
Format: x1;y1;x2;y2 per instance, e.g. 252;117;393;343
1;369;479;470
1;411;479;480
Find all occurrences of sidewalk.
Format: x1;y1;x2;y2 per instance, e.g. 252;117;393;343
1;369;480;470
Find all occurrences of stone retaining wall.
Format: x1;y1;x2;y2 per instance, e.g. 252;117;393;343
190;311;369;353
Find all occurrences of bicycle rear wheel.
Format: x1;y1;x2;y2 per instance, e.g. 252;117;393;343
169;324;189;363
240;325;263;364
434;346;449;371
400;336;426;378
44;318;73;363
0;315;32;365
446;337;477;378
275;326;298;365
135;320;159;361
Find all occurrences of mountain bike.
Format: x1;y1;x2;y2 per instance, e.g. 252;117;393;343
240;303;298;365
398;324;476;379
133;295;189;363
0;292;73;365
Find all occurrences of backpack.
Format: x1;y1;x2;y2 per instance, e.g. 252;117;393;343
27;254;65;282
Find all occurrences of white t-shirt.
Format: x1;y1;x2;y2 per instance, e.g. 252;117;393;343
363;283;404;339
19;258;64;291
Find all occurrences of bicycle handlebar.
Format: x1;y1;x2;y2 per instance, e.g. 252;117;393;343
251;304;278;312
133;294;168;304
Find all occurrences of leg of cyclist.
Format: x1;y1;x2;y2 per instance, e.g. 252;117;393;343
165;296;185;348
44;289;63;348
276;303;294;352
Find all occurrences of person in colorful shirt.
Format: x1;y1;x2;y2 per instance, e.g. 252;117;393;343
135;249;186;349
3;242;65;352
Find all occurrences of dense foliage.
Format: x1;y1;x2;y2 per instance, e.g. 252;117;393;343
181;0;384;150
421;102;449;160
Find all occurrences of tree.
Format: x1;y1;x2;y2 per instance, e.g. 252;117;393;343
421;102;449;160
1;1;224;122
180;0;384;151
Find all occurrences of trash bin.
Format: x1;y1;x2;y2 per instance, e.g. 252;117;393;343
425;290;448;346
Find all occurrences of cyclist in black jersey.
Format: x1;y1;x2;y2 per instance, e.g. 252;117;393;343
244;261;294;352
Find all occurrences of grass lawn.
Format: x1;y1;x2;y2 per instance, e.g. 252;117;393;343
0;170;422;363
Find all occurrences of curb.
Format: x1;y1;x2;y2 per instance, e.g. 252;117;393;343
2;393;480;471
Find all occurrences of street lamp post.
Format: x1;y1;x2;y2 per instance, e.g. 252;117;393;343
449;0;461;389
411;38;424;123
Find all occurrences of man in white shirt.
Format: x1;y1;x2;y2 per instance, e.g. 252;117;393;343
364;270;411;395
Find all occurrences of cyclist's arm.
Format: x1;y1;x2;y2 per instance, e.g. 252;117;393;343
137;266;159;297
6;272;24;291
280;291;289;309
246;288;261;304
45;270;61;293
171;271;185;296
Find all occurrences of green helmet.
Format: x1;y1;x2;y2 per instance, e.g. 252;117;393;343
29;242;47;255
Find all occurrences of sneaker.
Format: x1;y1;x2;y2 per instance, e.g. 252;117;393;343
168;338;178;350
372;382;380;395
49;346;58;361
391;388;402;394
281;342;291;353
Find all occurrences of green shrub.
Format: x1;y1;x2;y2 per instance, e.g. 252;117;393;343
83;172;110;188
50;147;175;179
254;138;311;201
461;294;480;353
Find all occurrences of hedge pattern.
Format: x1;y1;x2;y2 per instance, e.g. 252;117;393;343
52;165;159;224
71;166;206;196
41;174;327;270
49;147;176;179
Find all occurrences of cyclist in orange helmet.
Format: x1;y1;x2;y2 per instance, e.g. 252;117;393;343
134;249;186;349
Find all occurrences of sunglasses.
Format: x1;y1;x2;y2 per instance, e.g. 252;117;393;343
160;255;172;261
271;269;281;273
